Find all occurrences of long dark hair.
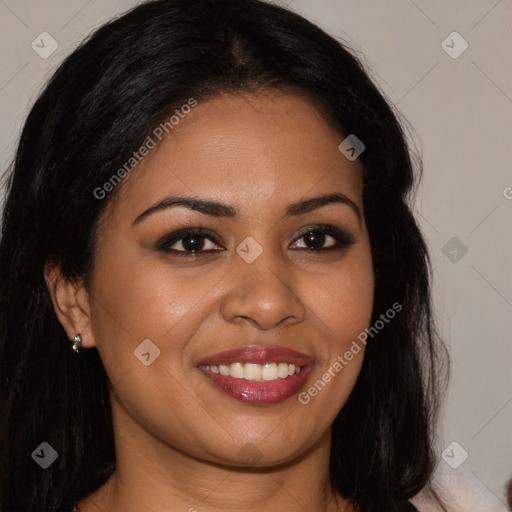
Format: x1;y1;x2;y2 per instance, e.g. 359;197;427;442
0;1;449;510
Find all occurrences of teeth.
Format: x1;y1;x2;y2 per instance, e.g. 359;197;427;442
278;362;289;378
204;362;303;382
244;363;261;381
229;362;244;378
261;362;278;381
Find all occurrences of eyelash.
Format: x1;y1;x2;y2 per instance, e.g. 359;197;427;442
155;225;356;258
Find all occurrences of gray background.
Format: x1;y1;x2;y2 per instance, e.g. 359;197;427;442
1;1;511;510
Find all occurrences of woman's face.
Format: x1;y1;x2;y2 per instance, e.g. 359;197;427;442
86;91;374;466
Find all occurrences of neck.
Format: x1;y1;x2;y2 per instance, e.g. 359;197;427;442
79;397;353;512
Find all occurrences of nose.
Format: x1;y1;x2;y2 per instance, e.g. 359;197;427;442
220;249;306;330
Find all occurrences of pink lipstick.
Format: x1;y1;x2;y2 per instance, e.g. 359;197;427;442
197;347;314;404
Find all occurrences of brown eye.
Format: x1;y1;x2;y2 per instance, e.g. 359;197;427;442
156;228;222;257
297;230;334;250
169;234;215;252
291;226;355;251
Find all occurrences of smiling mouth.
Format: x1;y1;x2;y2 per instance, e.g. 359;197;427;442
197;347;314;404
200;362;304;381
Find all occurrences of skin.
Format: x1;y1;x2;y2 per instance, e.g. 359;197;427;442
45;91;374;512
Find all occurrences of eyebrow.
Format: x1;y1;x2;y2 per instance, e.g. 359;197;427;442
132;192;362;226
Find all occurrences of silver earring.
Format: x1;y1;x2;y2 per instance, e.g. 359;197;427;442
72;334;82;353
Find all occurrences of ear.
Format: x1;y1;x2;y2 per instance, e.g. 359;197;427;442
44;262;96;349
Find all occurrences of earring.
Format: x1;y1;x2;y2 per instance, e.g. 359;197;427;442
72;334;82;353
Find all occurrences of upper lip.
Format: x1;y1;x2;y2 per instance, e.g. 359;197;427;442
198;346;314;366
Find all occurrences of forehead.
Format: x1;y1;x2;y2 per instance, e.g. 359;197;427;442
105;92;363;224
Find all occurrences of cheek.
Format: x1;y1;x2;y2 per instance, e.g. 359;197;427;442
110;366;223;458
90;244;225;340
310;246;374;343
297;245;373;412
87;243;231;390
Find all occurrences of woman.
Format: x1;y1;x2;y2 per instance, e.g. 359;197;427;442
0;0;449;510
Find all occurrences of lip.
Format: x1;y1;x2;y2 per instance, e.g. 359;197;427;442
198;346;314;366
197;346;314;404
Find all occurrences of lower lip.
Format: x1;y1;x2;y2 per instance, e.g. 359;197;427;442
198;365;313;404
